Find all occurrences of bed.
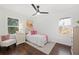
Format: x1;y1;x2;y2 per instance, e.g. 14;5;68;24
26;33;48;47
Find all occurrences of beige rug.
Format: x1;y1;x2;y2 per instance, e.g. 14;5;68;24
26;41;56;54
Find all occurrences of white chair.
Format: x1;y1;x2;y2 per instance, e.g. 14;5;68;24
0;35;16;47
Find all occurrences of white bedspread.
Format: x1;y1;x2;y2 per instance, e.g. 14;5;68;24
26;34;47;47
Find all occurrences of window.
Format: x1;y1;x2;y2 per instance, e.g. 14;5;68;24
58;17;72;35
8;17;19;34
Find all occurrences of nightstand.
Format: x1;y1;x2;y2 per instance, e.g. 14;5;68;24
16;32;25;45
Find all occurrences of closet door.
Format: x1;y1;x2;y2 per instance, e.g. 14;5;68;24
73;26;79;55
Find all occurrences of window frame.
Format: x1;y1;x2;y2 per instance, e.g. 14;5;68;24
58;17;72;35
7;17;19;34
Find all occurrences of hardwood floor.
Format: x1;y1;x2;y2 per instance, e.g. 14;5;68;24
49;43;71;55
0;43;71;55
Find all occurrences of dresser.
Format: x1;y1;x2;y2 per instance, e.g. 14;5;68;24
72;26;79;55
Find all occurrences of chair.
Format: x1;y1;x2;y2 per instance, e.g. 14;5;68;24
0;34;16;47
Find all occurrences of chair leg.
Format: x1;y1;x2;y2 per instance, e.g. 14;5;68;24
0;47;1;51
14;43;16;47
6;46;9;51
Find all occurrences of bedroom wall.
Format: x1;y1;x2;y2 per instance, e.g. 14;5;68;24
0;4;79;46
30;8;79;46
0;7;27;35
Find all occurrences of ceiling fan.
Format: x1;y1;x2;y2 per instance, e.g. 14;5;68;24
31;4;49;16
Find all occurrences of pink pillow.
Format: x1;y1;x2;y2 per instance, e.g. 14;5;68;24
1;35;10;41
31;30;37;35
45;35;48;41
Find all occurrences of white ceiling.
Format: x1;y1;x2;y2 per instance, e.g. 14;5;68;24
0;4;79;16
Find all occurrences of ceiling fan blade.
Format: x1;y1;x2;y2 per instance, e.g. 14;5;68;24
40;12;48;14
32;13;37;16
31;4;37;11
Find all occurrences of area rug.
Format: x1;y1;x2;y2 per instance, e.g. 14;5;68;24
26;41;56;54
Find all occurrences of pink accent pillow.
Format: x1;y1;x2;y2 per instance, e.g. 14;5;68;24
1;35;10;41
31;30;37;35
45;34;48;41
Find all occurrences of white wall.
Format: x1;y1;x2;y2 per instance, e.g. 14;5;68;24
0;4;79;46
30;8;79;46
0;7;27;35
